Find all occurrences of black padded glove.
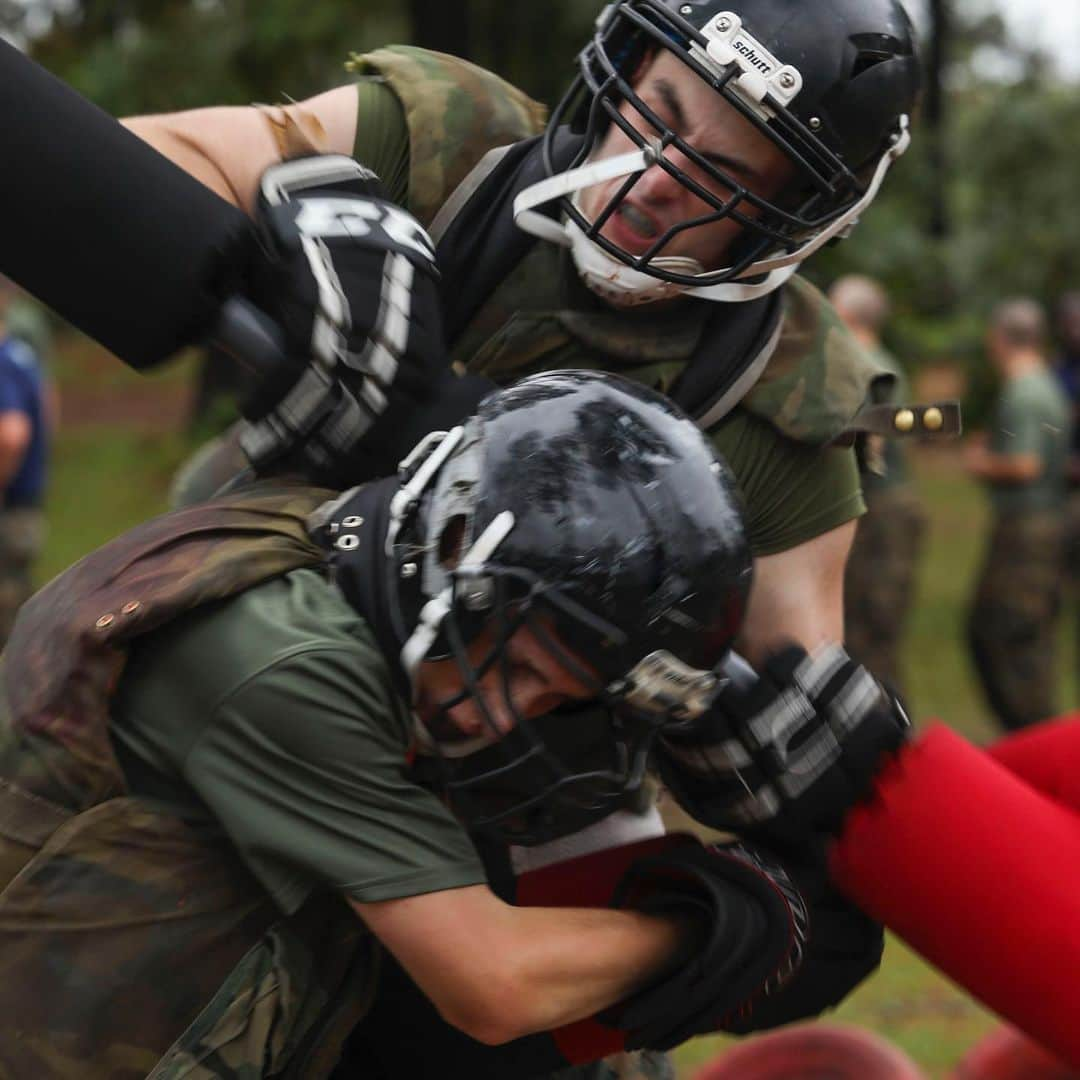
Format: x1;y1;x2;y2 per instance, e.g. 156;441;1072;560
235;154;453;483
602;838;882;1050
656;644;911;846
720;844;884;1037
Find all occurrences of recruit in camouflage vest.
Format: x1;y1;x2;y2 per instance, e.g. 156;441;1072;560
0;482;380;1080
346;46;898;448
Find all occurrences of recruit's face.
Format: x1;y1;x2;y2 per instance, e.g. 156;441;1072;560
578;50;796;273
414;621;599;746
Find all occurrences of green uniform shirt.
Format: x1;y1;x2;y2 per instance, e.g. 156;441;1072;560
352;78;863;558
988;369;1072;516
111;567;487;915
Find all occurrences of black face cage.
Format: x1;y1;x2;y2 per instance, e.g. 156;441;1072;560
421;563;672;845
544;0;867;287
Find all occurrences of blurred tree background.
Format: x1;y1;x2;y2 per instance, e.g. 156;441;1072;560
1;0;597;111
4;0;1080;403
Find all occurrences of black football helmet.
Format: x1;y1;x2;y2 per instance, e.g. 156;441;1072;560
377;370;752;843
514;0;920;305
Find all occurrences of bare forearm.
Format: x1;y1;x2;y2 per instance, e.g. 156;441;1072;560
0;415;31;493
355;886;687;1045
122;89;360;214
489;904;686;1036
0;449;23;493
737;520;854;664
122;107;277;210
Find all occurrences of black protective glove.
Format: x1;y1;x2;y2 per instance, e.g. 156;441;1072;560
601;838;882;1050
655;644;911;847
232;154;465;484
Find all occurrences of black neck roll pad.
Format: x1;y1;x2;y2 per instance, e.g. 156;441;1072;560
0;40;254;368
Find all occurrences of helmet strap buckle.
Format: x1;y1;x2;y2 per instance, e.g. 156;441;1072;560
614;650;725;722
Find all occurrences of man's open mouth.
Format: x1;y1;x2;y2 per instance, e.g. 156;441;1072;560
617;203;660;239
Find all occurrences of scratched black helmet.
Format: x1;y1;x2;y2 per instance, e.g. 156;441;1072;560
514;0;920;306
380;369;752;842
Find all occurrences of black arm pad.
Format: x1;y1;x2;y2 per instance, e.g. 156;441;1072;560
0;40;254;368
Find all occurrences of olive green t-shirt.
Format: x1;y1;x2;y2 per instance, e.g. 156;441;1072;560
352;78;863;558
988;369;1072;516
111;567;487;915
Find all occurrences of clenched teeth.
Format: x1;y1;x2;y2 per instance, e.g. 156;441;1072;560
619;204;659;238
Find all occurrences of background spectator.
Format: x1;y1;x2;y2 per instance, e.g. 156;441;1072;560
966;298;1073;730
830;274;927;702
0;276;50;645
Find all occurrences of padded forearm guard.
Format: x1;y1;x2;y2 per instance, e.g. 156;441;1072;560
0;40;253;368
831;723;1080;1069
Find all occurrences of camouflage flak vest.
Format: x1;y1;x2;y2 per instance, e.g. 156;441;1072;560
347;46;898;447
0;482;379;1080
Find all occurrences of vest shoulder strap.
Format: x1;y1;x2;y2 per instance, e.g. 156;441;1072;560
5;482;334;802
436;130;582;347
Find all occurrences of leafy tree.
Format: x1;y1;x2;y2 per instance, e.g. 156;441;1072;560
25;0;409;111
17;0;594;112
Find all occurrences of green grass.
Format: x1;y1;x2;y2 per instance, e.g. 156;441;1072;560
37;428;190;584
673;939;1000;1079
35;383;1079;1080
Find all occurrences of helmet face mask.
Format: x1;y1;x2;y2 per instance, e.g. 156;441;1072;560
515;0;920;305
408;540;731;844
387;371;753;843
412;571;667;844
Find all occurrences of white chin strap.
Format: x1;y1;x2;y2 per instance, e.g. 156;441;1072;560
403;510;517;756
513;117;910;307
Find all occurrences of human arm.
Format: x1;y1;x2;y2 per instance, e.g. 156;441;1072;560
127;94;469;481
711;410;862;665
659;693;1080;1065
655;642;910;845
0;411;31;497
964;438;1042;483
350;885;685;1045
966;380;1062;484
507;834;881;1056
118;579;687;1046
121;87;360;212
354;832;882;1054
736;519;855;666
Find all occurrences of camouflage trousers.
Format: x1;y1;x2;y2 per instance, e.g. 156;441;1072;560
967;512;1065;732
843;486;927;701
0;507;44;648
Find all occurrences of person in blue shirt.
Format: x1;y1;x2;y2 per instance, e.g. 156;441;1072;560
0;275;49;644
